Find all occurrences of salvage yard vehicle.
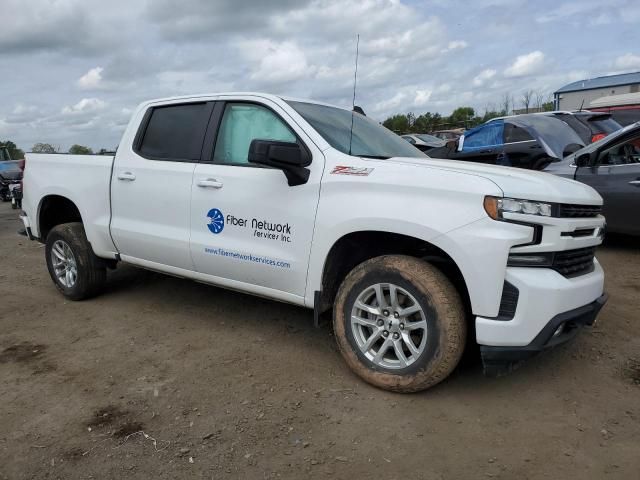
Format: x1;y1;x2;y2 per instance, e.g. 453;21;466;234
546;121;640;235
428;114;586;170
0;149;23;204
543;111;622;144
21;93;607;392
400;133;446;152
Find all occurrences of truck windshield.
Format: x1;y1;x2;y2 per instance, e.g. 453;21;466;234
286;101;425;159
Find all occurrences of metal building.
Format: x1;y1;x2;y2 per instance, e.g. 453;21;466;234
554;71;640;110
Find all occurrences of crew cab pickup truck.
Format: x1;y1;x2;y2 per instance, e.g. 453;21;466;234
21;93;607;392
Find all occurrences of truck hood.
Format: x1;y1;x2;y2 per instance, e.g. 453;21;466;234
385;157;602;205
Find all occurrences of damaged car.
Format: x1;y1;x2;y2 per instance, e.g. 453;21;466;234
545;121;640;235
400;133;446;152
428;114;586;170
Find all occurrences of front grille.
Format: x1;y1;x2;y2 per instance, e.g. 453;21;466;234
558;204;602;218
552;247;596;277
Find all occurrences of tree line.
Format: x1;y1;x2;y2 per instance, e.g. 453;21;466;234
382;90;554;134
0;140;113;158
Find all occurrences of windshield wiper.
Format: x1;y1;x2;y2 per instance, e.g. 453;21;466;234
356;154;390;159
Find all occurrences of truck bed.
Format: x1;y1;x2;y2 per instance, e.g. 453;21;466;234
23;153;117;256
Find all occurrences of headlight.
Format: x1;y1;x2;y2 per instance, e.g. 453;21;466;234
484;196;552;220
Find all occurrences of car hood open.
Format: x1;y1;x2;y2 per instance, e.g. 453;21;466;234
507;116;586;160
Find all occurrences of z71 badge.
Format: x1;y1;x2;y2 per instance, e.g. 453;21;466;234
330;166;374;176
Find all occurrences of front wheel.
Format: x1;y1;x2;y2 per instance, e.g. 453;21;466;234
45;222;106;300
333;255;467;392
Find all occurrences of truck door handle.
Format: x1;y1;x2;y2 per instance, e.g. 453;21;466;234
117;172;136;181
629;180;640;186
197;178;223;189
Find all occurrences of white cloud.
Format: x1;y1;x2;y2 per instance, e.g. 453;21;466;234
239;40;314;85
473;69;497;86
447;40;468;50
374;92;407;113
414;90;433;107
61;98;106;115
504;51;545;77
613;53;640;71
77;67;104;89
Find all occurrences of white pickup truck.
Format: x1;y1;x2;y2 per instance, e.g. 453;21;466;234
21;93;607;392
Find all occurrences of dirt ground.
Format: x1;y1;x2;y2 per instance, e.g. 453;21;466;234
0;202;638;480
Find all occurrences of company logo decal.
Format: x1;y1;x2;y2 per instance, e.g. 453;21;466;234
207;208;225;234
206;209;294;243
330;165;374;176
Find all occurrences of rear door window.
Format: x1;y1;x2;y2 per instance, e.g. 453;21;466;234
503;123;534;143
463;122;504;150
138;103;211;161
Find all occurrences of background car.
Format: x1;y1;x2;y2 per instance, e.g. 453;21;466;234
545;121;640;235
0;148;23;203
543;111;622;144
400;133;446;152
427;115;585;170
430;129;464;141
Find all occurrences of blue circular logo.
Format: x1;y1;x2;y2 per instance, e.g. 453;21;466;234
207;208;224;234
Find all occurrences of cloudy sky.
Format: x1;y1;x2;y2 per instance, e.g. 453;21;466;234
1;0;639;151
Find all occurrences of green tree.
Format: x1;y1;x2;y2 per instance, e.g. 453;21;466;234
0;140;25;159
412;112;433;133
542;101;554;112
32;143;57;153
0;140;24;159
382;114;410;133
449;107;475;127
69;144;93;155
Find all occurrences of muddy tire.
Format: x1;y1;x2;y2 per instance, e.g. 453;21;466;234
333;255;466;392
45;222;106;301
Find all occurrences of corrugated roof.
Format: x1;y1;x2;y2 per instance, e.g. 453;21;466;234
555;71;640;94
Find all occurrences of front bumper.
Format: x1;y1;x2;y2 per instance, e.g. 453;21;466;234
480;293;607;376
476;259;605;346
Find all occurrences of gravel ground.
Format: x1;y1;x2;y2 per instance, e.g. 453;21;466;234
0;201;638;479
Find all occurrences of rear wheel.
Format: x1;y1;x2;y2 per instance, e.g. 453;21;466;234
333;255;466;392
45;223;106;300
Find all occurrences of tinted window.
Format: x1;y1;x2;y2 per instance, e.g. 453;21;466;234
287;101;424;159
139;103;209;161
557;115;591;144
402;136;416;144
503;123;534;143
214;104;297;165
587;117;622;134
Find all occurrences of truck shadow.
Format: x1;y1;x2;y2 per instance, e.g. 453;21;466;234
97;263;590;396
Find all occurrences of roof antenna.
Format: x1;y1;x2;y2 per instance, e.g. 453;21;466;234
578;98;585;112
348;34;360;156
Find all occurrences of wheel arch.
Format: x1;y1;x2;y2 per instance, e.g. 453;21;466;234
37;194;84;241
315;230;472;319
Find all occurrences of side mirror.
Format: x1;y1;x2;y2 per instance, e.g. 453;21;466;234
574;152;594;168
248;140;311;186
